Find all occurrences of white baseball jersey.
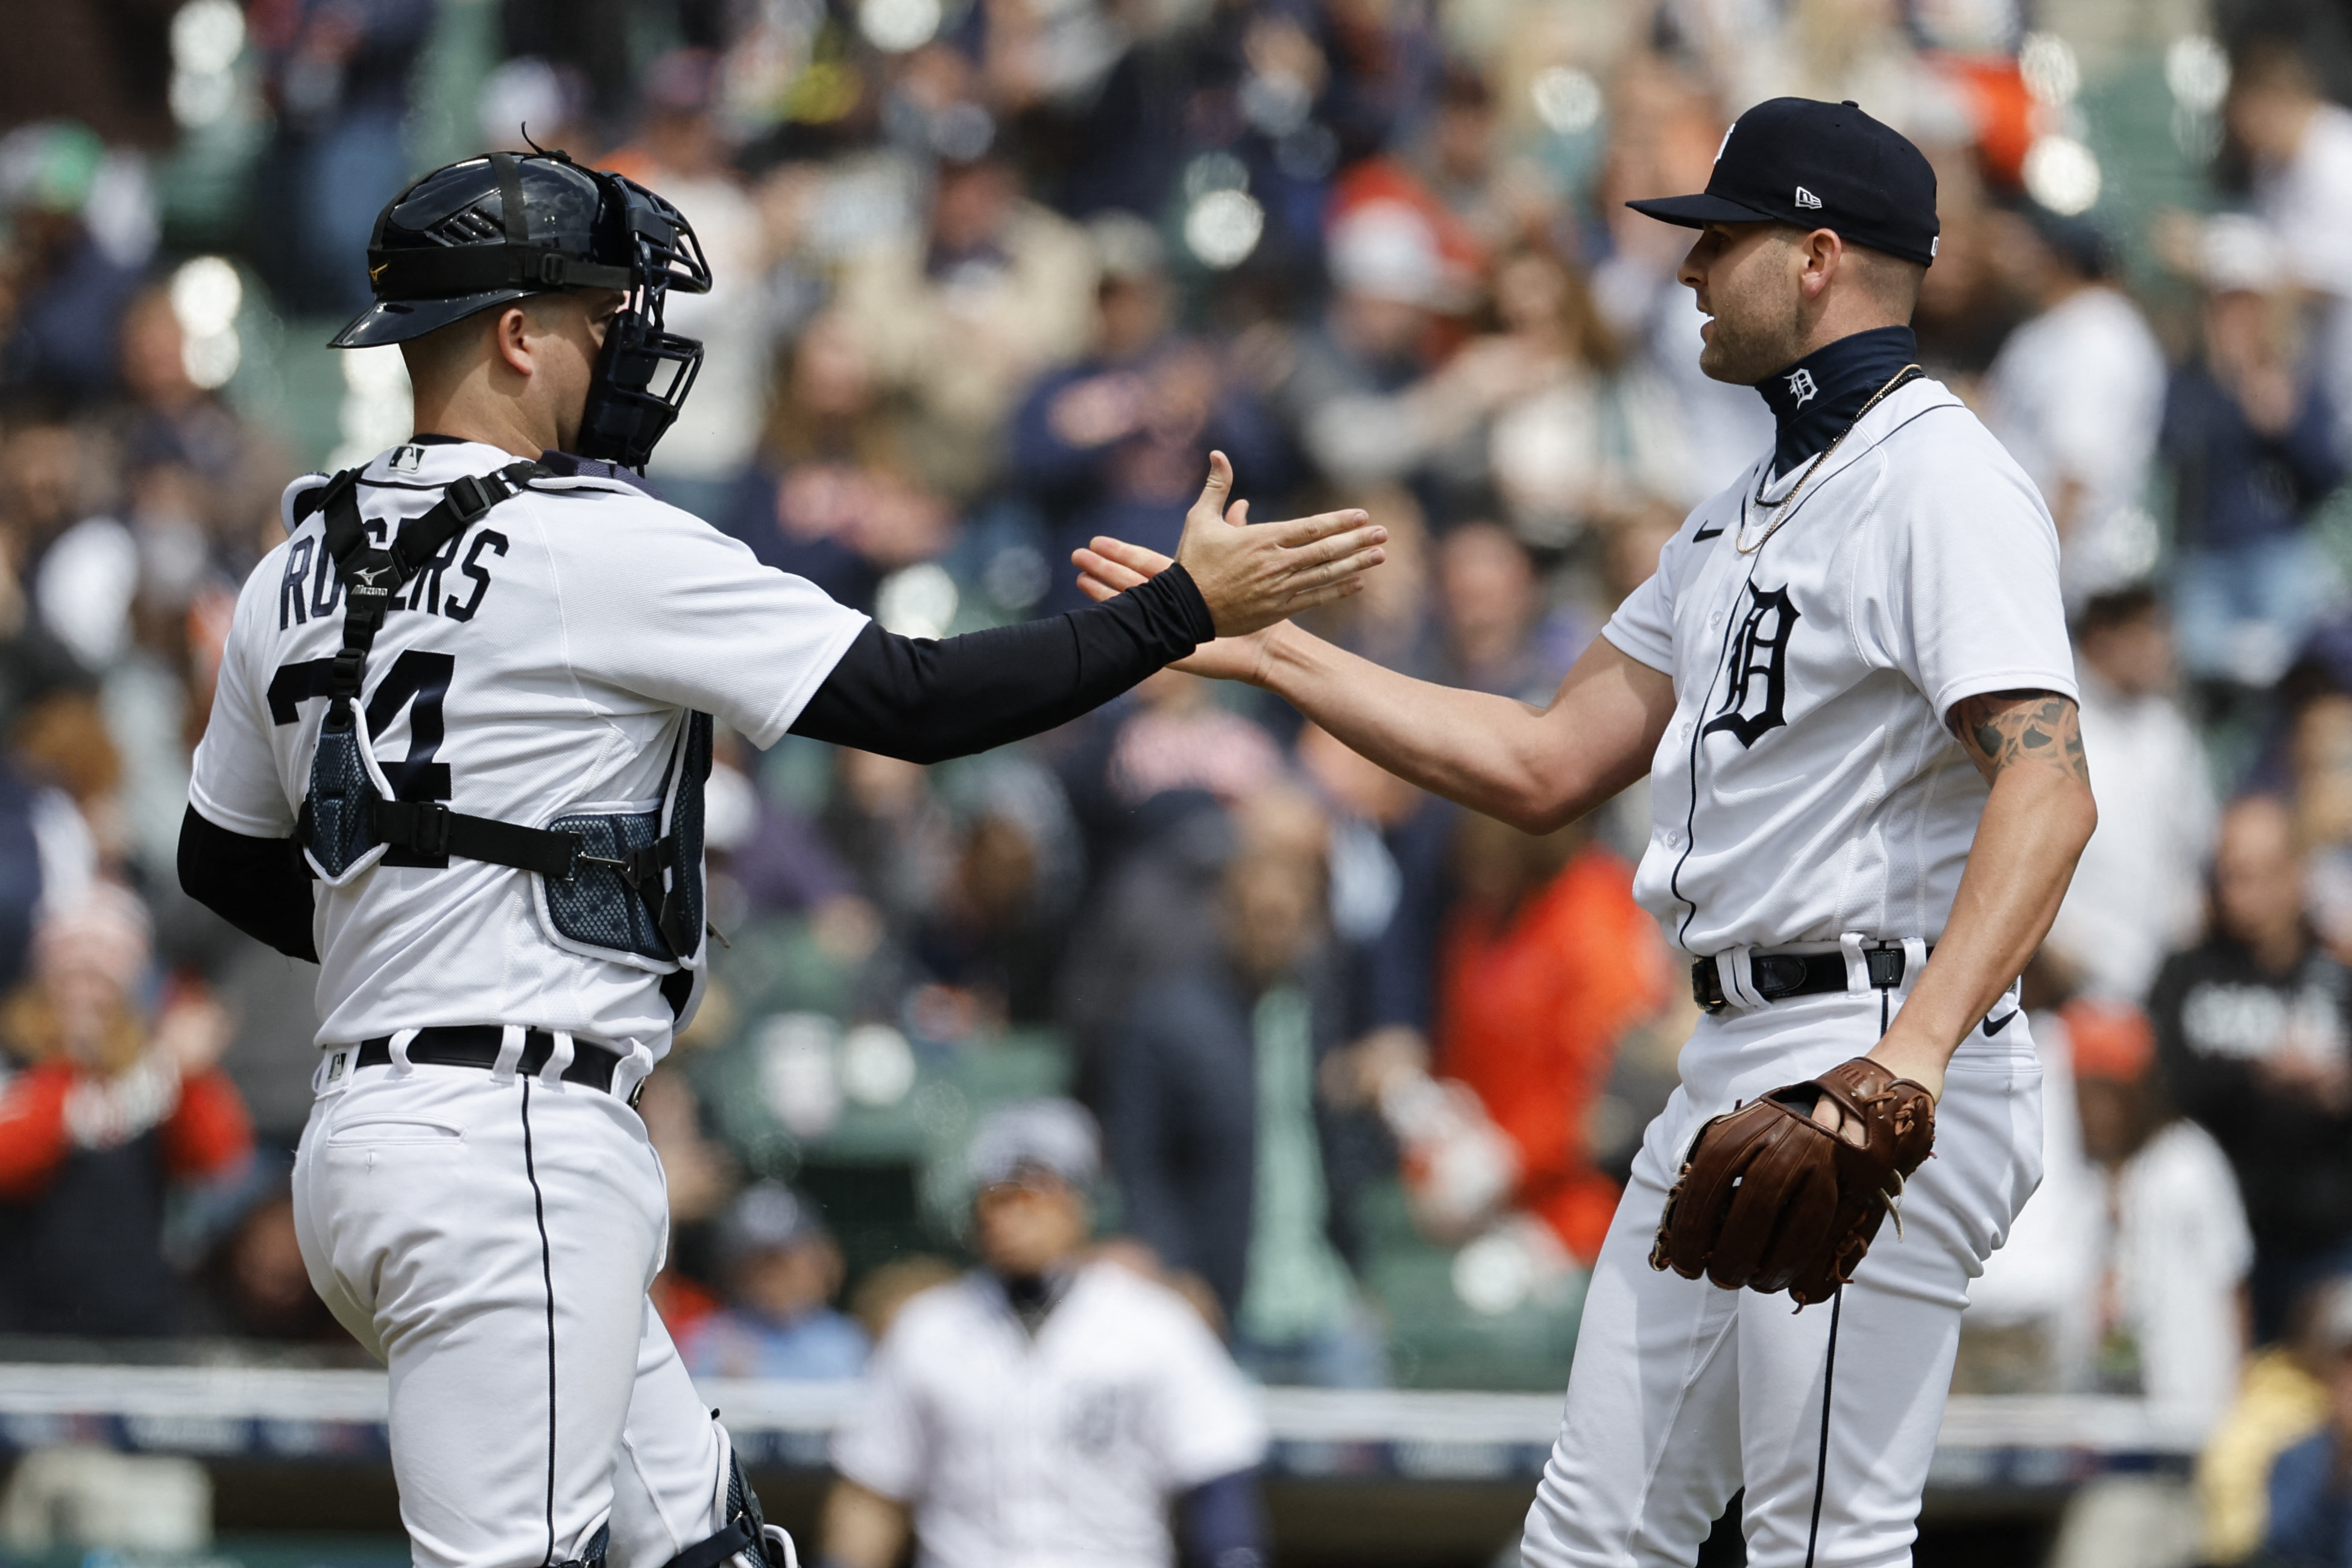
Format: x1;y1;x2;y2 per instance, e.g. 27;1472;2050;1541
190;439;868;1050
1602;376;2077;959
831;1262;1267;1568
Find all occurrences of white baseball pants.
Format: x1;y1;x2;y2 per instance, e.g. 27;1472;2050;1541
1521;986;2044;1568
292;1050;733;1568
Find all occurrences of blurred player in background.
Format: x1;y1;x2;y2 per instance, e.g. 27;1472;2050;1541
824;1098;1269;1568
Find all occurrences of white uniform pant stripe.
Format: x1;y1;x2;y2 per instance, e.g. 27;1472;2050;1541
293;1064;731;1568
1520;997;2042;1568
523;1077;559;1566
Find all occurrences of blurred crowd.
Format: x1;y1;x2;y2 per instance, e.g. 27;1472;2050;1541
17;0;2352;1560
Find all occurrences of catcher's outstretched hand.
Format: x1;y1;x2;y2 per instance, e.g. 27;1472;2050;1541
1077;535;1261;683
1075;454;1383;676
1650;1057;1935;1306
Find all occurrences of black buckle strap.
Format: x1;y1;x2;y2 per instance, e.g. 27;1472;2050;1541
370;798;584;879
575;838;670;893
663;1517;755;1568
362;244;637;298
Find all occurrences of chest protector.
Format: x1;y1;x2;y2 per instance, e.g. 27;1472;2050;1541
295;465;708;974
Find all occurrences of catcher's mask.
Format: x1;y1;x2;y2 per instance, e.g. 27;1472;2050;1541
329;148;712;470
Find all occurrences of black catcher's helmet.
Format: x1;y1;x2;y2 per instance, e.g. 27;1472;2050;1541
329;150;713;470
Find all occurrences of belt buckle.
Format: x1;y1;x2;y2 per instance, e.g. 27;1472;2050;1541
1864;942;1906;990
1690;959;1729;1014
409;800;452;857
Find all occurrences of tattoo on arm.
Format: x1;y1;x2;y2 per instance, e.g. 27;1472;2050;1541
1949;689;2090;787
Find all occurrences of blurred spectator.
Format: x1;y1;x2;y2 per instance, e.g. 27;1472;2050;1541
2201;1273;2339;1564
2045;589;2216;1003
0;757;46;990
1103;827;1387;1386
1404;812;1671;1265
678;1182;868;1381
1296;719;1451;1042
909;804;1068;1028
196;1176;347;1342
1100;671;1286;815
1587;56;1773;502
2262;1277;2352;1564
250;0;435;317
2297;694;2352;962
1012;212;1288;616
112;280;291;575
1392;60;1551;262
608;51;778;522
1272;200;1528;496
834;156;1099;500
825;1099;1269;1568
723;313;951;614
1;412;137;680
1431;521;1579;700
1053;670;1287;864
473;57;596;162
2161;217;2347;691
0;886;251;1335
821;748;959;928
2067;1000;2251;1417
2037;1004;2251;1568
1464;244;1688;548
2225;36;2352;455
0;122;150;405
0;11;177;149
2151;797;2352;1343
1979;207;2166;606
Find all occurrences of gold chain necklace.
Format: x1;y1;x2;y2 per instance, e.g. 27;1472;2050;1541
1735;364;1924;554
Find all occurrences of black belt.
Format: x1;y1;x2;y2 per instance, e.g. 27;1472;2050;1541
352;1026;629;1096
1690;943;1930;1013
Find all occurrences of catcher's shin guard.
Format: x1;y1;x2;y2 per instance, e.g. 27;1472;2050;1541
661;1452;800;1568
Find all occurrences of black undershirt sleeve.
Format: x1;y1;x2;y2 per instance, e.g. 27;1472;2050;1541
177;804;318;963
788;564;1217;764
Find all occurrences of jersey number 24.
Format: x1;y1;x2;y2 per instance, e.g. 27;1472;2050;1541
268;650;453;868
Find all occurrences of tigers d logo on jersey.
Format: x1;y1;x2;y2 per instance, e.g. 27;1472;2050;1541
1704;582;1799;748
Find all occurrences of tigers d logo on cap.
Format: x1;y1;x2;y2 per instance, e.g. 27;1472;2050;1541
1626;97;1940;267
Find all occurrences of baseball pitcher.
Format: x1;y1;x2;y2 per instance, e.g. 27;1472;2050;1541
1076;98;2096;1567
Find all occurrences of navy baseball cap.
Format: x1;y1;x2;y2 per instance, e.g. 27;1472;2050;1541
1628;98;1939;267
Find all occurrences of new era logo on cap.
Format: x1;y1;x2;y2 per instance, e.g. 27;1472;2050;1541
1624;97;1940;268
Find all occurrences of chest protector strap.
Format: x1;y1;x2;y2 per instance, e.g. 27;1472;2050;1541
298;463;709;968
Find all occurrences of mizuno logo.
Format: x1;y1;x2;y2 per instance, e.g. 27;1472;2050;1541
1693;523;1726;541
1794;186;1823;209
352;565;389;586
369;263;389;282
1785;368;1817;406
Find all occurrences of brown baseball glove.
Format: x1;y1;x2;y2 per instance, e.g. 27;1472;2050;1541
1649;1057;1936;1306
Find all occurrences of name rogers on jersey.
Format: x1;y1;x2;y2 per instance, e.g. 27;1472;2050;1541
276;516;506;632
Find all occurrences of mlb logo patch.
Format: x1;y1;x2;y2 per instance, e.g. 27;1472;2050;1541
391;444;426;473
